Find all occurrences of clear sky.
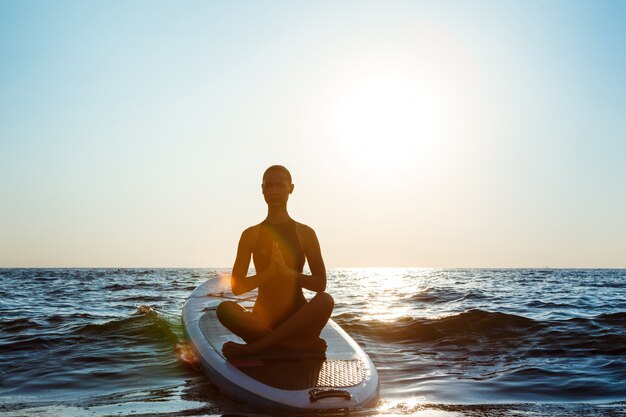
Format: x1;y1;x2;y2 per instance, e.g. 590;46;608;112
1;1;625;268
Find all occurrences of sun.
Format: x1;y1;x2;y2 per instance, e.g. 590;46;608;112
327;72;447;171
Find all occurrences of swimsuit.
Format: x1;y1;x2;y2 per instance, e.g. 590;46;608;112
253;219;305;273
252;219;306;328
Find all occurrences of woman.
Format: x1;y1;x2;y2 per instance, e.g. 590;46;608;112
217;165;334;359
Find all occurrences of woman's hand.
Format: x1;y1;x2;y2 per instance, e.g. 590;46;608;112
259;253;278;284
271;242;297;282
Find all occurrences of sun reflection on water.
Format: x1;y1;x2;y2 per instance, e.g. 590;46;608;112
353;268;436;322
376;397;464;417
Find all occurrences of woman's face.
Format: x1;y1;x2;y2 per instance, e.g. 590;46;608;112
262;170;293;207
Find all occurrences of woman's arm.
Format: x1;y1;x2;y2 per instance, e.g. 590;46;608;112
291;224;327;293
230;226;273;295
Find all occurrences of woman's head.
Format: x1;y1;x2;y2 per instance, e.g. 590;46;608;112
262;165;294;207
262;165;292;184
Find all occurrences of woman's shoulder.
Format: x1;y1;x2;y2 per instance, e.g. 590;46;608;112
293;219;311;230
240;224;263;244
294;221;318;245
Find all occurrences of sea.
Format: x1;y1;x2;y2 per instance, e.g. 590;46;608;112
1;268;625;417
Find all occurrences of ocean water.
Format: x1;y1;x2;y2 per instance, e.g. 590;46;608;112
1;268;625;417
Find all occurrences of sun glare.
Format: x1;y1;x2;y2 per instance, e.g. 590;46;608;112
327;72;447;171
323;23;482;180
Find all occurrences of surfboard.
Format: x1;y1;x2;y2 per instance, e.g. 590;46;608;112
181;276;379;410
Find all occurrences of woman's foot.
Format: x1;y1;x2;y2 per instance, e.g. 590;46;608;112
222;337;327;359
279;337;327;353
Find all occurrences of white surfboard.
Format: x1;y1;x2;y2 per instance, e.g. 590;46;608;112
182;276;379;410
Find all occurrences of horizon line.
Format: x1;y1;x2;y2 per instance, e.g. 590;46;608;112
1;266;625;270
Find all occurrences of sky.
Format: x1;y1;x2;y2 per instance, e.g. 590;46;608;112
1;1;625;268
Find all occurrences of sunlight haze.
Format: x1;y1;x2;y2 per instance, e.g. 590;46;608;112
1;1;625;268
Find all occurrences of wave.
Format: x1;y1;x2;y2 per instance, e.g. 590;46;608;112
121;295;167;302
335;309;626;355
103;282;158;291
1;317;45;333
336;309;540;341
405;288;487;304
597;311;626;324
76;305;180;345
1;307;181;355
